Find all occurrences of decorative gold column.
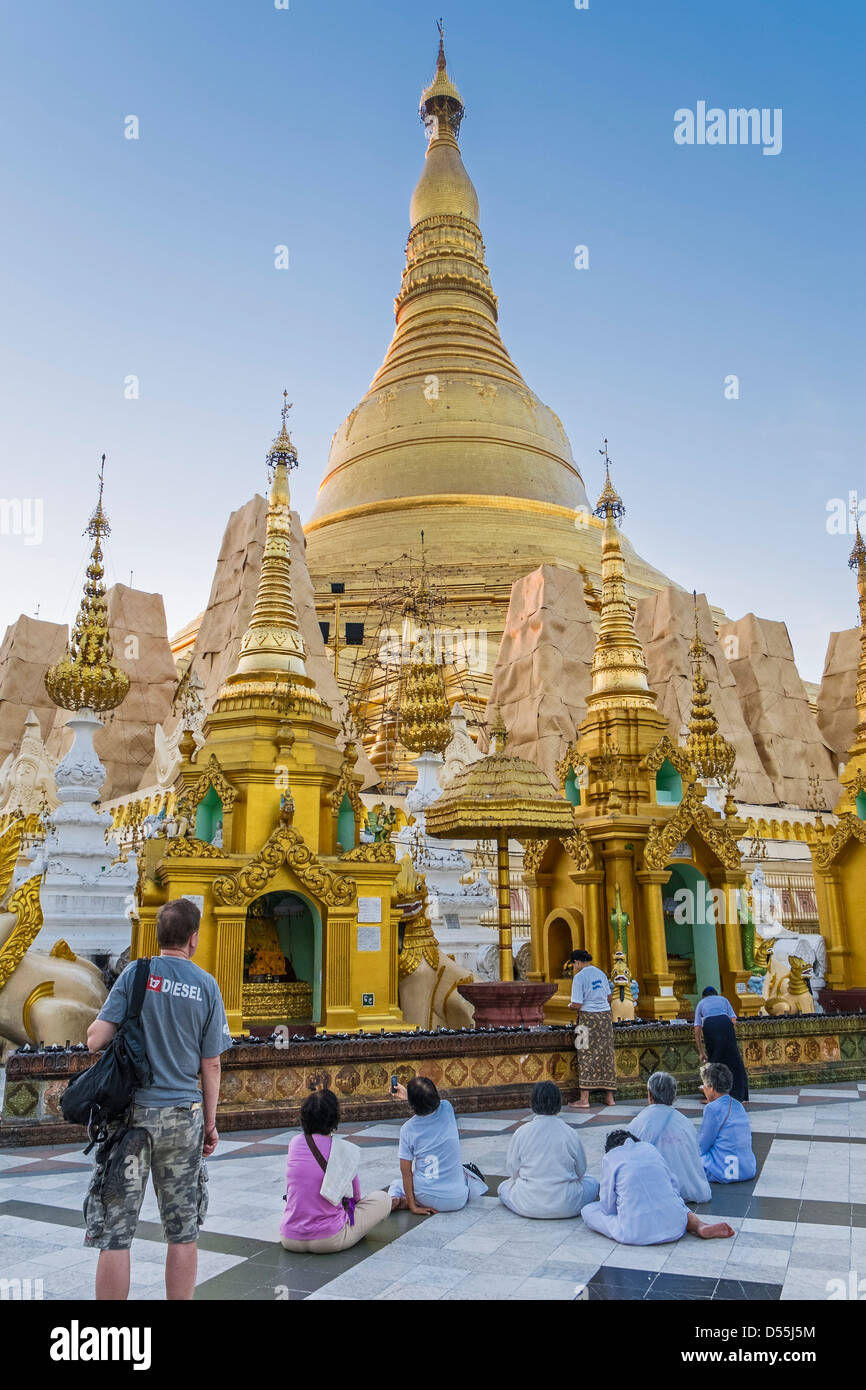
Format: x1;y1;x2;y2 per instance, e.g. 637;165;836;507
816;869;849;989
322;915;358;1031
635;869;678;1019
571;869;605;965
524;871;545;979
497;830;514;982
133;909;159;961
212;908;246;1035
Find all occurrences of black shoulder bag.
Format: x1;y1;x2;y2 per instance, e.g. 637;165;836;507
61;957;154;1149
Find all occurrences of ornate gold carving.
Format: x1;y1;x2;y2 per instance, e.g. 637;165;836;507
22;980;55;1041
0;876;44;989
814;812;866;869
643;786;741;872
554;741;590;792
328;749;364;818
340;841;397;863
522;838;548;873
164;836;229;859
642;735;694;779
242;979;312;1022
0;820;22;904
177;753;238;820
212;824;356;908
49;939;77;961
563;827;595;871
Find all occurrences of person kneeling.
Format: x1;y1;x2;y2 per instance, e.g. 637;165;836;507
280;1088;395;1252
499;1081;599;1219
390;1077;488;1214
699;1062;757;1184
581;1131;734;1245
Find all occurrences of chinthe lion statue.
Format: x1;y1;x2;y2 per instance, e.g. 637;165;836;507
393;855;475;1030
0;823;107;1046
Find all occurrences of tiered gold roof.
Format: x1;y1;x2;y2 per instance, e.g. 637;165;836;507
44;458;130;714
425;709;574;839
685;592;736;782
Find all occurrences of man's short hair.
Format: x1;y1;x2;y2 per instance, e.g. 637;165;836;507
300;1087;341;1136
156;897;201;949
531;1081;562;1116
407;1076;440;1117
570;949;592;963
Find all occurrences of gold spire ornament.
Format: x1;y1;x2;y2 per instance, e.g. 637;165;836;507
685;591;736;783
234;393;307;679
44;456;130;714
397;544;452;753
849;520;866;739
586;441;657;713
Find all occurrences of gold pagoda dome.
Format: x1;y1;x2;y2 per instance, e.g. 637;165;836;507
304;33;675;711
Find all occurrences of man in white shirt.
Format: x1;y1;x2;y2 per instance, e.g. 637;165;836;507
568;950;616;1110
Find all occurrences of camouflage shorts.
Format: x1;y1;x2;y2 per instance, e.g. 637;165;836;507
84;1103;208;1251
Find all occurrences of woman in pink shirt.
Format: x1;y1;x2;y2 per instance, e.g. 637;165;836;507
280;1089;395;1253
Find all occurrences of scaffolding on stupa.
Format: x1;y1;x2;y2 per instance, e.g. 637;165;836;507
337;540;489;795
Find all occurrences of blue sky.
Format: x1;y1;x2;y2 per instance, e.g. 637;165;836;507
0;0;863;682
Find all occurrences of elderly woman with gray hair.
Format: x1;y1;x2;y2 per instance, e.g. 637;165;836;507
627;1072;711;1203
699;1062;756;1183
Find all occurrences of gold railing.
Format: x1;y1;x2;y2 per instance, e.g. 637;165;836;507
764;872;819;932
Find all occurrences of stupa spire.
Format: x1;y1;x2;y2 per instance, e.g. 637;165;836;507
45;456;130;714
848;518;866;738
234;394;307;679
685;591;736;782
586;441;657;713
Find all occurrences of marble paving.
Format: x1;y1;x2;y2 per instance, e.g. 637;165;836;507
0;1080;861;1301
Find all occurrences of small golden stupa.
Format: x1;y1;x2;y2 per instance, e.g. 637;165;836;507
44;456;130;715
425;707;573;980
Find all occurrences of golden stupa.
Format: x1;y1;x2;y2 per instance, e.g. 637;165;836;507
304;33;672;704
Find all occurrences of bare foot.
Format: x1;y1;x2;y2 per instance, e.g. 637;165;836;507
695;1221;735;1240
603;1093;616;1106
567;1101;591;1110
391;1196;409;1211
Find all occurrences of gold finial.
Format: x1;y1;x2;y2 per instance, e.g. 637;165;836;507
44;457;130;714
586;443;656;712
594;439;625;521
420;20;464;137
489;705;508;753
233;396;306;678
685;590;736;783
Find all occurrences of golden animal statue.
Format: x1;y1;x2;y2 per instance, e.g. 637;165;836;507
393;855;475;1030
0;825;107;1045
610;947;636;1022
759;948;815;1017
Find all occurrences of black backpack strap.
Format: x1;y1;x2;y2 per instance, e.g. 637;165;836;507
128;957;151;1022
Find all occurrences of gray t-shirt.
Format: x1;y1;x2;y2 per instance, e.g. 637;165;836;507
98;955;232;1107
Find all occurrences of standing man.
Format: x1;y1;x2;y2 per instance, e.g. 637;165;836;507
567;949;616;1110
85;897;232;1300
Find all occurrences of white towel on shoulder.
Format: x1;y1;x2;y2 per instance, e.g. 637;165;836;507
319;1135;361;1206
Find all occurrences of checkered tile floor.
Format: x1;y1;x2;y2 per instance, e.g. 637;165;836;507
1;1080;863;1301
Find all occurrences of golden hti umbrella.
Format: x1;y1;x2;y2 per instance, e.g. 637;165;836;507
425;710;574;981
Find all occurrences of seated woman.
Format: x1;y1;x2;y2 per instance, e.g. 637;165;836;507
698;1062;757;1183
628;1071;711;1203
694;987;749;1101
498;1081;600;1220
389;1077;488;1214
280;1088;395;1252
581;1131;734;1245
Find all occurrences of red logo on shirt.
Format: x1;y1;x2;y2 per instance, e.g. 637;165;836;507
146;975;163;992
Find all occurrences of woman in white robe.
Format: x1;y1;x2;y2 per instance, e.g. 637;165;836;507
581;1132;734;1245
628;1071;711;1204
499;1082;599;1219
